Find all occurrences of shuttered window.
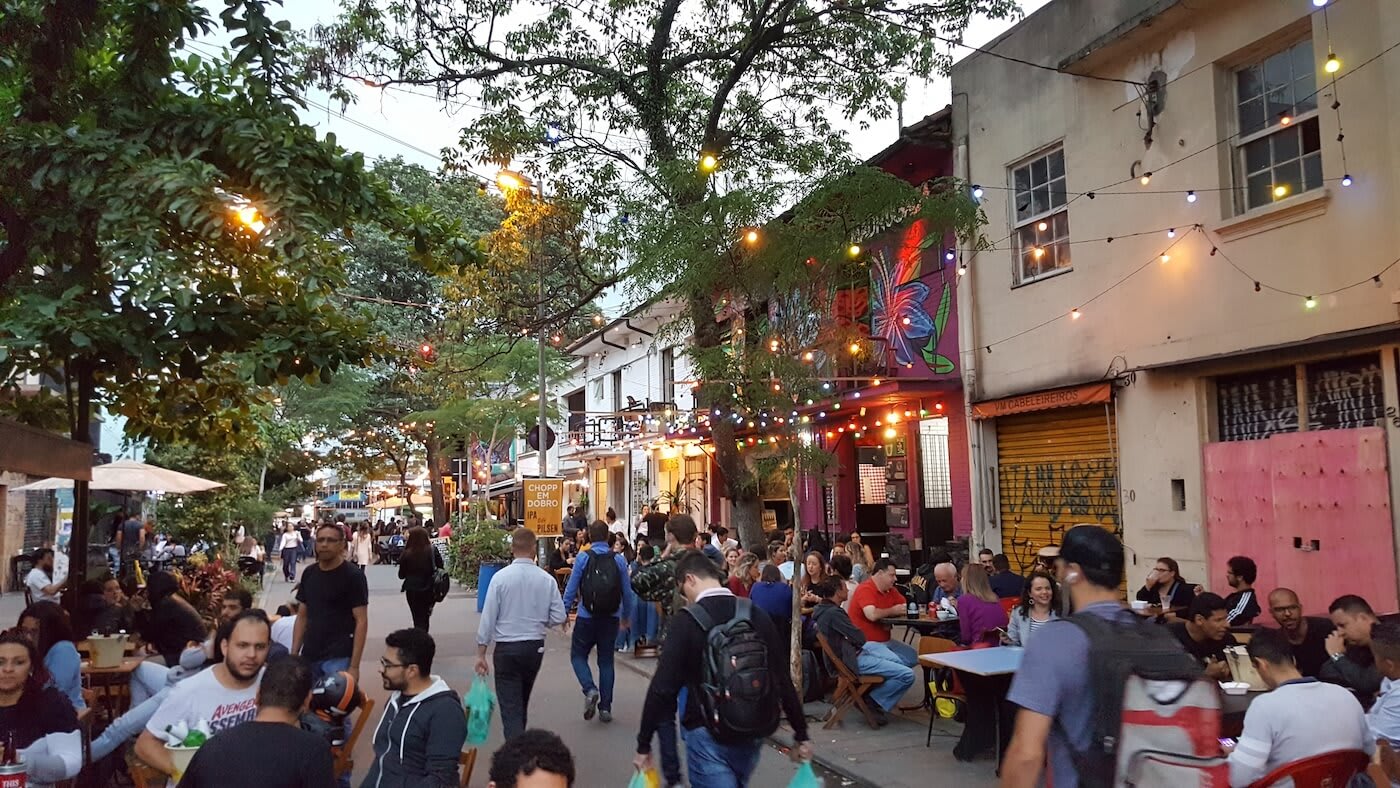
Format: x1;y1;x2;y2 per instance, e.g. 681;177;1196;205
1307;355;1384;431
1217;366;1298;442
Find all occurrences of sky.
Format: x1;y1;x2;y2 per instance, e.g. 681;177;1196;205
199;0;1052;172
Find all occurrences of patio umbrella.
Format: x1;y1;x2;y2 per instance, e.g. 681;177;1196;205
11;459;226;493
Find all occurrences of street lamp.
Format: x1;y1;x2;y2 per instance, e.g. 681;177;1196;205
497;168;549;481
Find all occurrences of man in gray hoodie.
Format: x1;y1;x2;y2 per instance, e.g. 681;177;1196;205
361;628;467;787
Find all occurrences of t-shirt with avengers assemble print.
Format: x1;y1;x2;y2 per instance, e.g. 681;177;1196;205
146;666;263;785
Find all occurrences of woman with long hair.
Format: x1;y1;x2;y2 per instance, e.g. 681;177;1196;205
1005;570;1061;647
398;527;442;632
17;601;83;710
0;629;82;783
136;570;207;666
277;520;302;582
352;523;375;568
956;564;1010;647
799;551;829;606
725;552;761;598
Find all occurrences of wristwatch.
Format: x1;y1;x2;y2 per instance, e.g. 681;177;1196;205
1330;651;1346;662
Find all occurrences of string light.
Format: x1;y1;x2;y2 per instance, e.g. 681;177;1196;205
1186;191;1197;203
1342;174;1353;187
1037;221;1048;232
1159;253;1171;264
1325;53;1342;73
944;250;956;262
700;153;719;172
744;229;759;244
1139;173;1152;186
847;243;862;258
1167;228;1176;238
848;342;861;355
1279;113;1293;127
971;185;984;200
1070;308;1082;320
1305;296;1318;309
1273;184;1291;199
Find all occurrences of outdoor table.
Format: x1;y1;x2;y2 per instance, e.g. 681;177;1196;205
81;656;143;722
885;612;959;643
920;647;1024;766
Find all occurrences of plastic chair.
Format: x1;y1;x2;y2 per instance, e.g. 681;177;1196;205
918;636;966;747
1245;749;1369;788
814;632;884;729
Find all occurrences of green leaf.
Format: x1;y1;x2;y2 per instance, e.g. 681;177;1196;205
71;331;91;348
933;281;951;341
919;345;956;375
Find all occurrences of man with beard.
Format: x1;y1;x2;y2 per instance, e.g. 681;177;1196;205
362;628;467;787
136;610;272;784
1266;587;1334;678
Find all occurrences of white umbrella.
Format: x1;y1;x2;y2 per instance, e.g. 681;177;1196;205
11;459;226;493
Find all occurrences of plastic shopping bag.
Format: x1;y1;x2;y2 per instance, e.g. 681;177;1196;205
787;762;823;788
627;767;660;788
463;677;496;746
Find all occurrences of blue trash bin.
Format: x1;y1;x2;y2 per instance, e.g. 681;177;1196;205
477;561;509;612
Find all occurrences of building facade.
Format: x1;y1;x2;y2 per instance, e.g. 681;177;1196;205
953;0;1400;611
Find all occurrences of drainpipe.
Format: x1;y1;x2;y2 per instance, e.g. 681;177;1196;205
953;91;993;554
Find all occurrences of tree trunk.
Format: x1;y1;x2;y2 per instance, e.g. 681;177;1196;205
730;495;765;553
788;478;805;692
426;439;447;524
65;361;94;617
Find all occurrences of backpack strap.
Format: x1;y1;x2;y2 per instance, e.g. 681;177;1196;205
1051;613;1125;788
684;597;748;632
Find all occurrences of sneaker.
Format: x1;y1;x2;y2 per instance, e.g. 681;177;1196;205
583;690;600;720
599;709;613;723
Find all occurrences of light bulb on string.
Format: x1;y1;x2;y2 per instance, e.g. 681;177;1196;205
1159;253;1171;264
957;262;968;276
1273;184;1290;199
1070;308;1082;320
1279;113;1293;127
699;153;719;172
1305;296;1318;309
1167;228;1176;238
1139;172;1152;186
1325;53;1341;74
1342;174;1353;187
847;243;862;258
971;185;984;200
944;250;956;262
1037;221;1048;232
1186;191;1197;203
744;229;760;244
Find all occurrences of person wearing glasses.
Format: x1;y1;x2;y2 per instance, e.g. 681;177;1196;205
1266;587;1334;678
364;628;467;787
292;523;369;686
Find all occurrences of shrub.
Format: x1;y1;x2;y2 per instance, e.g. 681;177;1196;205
448;519;512;589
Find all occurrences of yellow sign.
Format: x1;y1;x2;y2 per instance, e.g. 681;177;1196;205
524;479;565;537
443;478;456;500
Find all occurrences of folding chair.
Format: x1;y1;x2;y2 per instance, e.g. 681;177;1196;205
333;697;377;779
460;748;478;787
918;636;967;747
1245;749;1368;788
814;632;884;730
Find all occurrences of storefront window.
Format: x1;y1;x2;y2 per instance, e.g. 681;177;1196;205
919;418;953;508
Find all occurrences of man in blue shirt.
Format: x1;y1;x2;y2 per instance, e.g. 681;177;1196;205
563;520;635;723
1001;525;1137;788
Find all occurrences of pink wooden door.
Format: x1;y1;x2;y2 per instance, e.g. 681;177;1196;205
1203;427;1397;616
1203;440;1277;597
1270;428;1396;614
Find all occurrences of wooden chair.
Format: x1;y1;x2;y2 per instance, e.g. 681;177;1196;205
333;697;377;779
1370;739;1400;785
814;632;884;730
1245;749;1369;788
460;748;478;787
126;754;165;788
918;636;967;747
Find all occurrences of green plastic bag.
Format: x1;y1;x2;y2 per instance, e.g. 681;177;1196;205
464;677;495;746
787;762;822;788
627;767;659;788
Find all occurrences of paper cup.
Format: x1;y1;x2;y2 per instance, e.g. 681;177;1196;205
165;744;200;779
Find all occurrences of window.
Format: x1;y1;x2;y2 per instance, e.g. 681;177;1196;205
1234;38;1322;212
610;370;623;412
660;347;675;403
1011;146;1070;284
919;418;953;508
1215;354;1382;441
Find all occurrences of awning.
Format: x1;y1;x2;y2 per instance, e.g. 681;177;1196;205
0;419;92;481
971;381;1112;420
369;493;432;510
12;459;224;493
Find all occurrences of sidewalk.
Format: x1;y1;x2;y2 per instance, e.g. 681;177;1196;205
615;651;1001;788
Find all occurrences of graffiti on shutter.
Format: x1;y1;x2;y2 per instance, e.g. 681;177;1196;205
1307;355;1383;431
1216;366;1298;442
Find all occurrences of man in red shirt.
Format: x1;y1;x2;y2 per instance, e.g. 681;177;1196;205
847;559;919;666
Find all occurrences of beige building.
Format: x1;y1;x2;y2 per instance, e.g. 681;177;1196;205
952;0;1400;611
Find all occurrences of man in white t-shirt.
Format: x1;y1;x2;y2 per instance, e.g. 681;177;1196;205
135;610;271;785
25;548;65;603
270;602;298;653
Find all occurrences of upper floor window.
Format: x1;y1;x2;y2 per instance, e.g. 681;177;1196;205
659;347;675;403
1234;38;1321;212
1011;146;1070;285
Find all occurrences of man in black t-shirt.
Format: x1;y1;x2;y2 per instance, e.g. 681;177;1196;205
177;656;334;788
1222;555;1261;625
1168;593;1237;680
1267;587;1333;677
293;523;369;683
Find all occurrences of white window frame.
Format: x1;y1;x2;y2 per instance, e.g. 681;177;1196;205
1009;145;1071;286
1231;37;1323;214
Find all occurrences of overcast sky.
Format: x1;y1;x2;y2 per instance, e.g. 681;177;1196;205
197;0;1051;172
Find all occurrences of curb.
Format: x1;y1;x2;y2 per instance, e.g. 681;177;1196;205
614;655;868;786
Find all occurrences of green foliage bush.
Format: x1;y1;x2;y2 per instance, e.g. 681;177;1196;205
447;519;512;589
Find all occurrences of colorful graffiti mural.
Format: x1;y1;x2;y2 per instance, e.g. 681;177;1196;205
866;218;958;376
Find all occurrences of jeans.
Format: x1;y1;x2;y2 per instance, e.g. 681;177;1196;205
91;686;170;760
130;662;171;707
493;640;544;740
876;638;919;667
107;545;121;576
280;547;299;581
682;725;763;788
569;615;620;711
858;642;917;711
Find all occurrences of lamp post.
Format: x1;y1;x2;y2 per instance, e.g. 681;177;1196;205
496;169;549;481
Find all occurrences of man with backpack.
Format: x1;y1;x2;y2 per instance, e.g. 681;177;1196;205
1001;525;1226;788
562;520;635;723
634;552;812;786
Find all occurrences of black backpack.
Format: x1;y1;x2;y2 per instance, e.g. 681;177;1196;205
579;551;623;616
1061;612;1227;787
684;599;782;743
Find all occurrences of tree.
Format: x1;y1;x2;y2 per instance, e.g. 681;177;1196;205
0;0;475;587
313;0;1009;549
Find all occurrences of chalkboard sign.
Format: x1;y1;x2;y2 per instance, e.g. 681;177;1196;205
1217;366;1298;442
431;537;450;565
1307;354;1383;431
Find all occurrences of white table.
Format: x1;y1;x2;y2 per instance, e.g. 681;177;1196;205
919;646;1024;676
